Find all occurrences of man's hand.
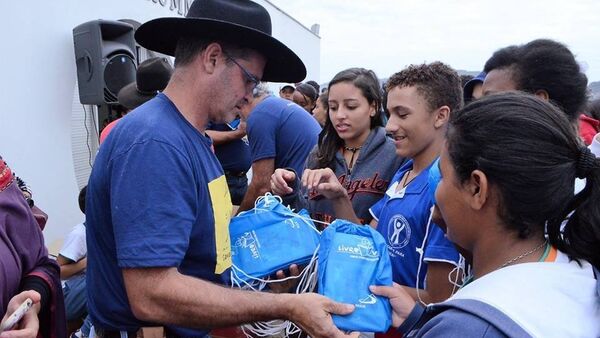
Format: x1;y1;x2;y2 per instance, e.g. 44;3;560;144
238;119;247;135
0;290;41;338
370;284;416;328
288;293;355;338
302;168;347;200
270;169;296;196
269;264;301;293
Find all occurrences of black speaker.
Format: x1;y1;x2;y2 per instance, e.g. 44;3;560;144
73;20;137;105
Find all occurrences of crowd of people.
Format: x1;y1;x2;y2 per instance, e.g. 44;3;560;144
1;0;600;337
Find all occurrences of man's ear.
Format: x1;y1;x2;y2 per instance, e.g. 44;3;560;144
434;105;450;129
534;89;550;101
201;42;225;75
466;169;489;210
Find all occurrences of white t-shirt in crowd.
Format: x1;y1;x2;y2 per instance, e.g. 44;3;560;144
59;221;87;264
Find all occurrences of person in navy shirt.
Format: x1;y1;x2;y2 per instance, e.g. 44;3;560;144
237;84;321;212
300;62;463;312
85;1;355;337
206;118;251;205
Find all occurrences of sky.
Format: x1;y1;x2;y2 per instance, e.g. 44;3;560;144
268;0;600;84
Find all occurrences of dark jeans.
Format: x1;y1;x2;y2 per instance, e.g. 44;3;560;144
226;173;248;205
63;274;92;335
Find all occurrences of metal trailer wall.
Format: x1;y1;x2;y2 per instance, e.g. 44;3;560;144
0;0;320;252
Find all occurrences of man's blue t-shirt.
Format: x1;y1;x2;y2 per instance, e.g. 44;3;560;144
207;121;251;173
246;96;321;174
369;160;460;289
86;94;232;336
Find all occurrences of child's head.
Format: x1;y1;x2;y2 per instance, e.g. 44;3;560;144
79;186;87;214
316;68;384;168
385;62;462;159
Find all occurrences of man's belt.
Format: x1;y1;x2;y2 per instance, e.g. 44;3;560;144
94;328;138;338
225;170;247;177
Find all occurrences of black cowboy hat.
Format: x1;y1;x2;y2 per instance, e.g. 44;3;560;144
117;57;173;110
135;0;306;83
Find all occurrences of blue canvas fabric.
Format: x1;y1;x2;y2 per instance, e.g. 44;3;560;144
427;158;441;205
318;220;393;332
229;195;320;282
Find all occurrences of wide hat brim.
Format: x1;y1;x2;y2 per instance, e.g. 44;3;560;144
118;82;157;110
135;17;307;83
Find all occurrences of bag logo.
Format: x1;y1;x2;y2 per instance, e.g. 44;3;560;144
358;293;377;305
388;214;411;249
285;218;301;229
234;231;261;259
337;238;379;260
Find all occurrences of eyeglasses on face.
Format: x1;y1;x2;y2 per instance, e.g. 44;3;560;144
223;51;260;92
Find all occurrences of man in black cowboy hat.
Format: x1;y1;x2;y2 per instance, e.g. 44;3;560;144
85;1;354;338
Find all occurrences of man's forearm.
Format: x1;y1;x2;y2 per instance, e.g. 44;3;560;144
205;129;245;145
125;268;295;328
237;179;270;212
58;257;87;279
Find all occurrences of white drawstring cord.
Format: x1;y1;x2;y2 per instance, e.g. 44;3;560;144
231;193;322;337
232;246;320;338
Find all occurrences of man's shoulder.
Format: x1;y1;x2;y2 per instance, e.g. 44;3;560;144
121;95;179;130
256;95;289;110
110;97;193;151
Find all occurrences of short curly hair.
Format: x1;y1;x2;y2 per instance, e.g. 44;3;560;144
385;62;463;113
483;39;588;122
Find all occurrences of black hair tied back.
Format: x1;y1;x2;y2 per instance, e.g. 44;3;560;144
447;92;600;270
576;147;599;179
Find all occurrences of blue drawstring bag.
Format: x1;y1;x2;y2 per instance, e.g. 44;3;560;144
318;219;393;332
229;194;320;286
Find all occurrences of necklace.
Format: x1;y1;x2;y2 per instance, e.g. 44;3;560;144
343;146;362;173
343;146;361;152
500;240;548;268
401;170;415;188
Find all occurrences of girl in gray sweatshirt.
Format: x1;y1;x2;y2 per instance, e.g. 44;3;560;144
271;68;404;227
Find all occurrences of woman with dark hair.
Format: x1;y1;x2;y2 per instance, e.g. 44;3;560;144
482;39;587;123
292;83;319;113
271;68;404;226
372;93;600;337
312;92;329;127
0;157;66;338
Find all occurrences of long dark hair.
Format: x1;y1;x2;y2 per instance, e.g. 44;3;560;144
316;68;383;169
447;92;600;269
